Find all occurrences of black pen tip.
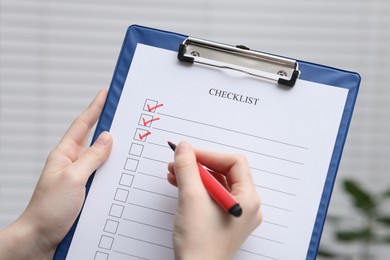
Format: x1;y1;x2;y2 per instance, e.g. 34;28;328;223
167;141;176;151
228;204;242;217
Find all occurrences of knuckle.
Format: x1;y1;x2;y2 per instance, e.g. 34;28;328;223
178;188;203;204
60;167;85;186
244;195;263;226
244;192;262;222
235;154;248;164
252;195;261;211
85;146;104;165
253;196;263;226
173;157;196;176
46;148;60;163
255;209;263;226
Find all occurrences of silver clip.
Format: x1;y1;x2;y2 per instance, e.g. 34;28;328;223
178;37;300;87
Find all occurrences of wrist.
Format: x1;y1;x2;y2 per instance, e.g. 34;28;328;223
19;212;57;259
0;215;55;260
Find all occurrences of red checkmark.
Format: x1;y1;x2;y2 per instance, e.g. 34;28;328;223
142;117;160;126
138;131;151;140
147;103;164;112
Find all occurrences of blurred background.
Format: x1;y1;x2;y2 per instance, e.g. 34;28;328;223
0;0;389;258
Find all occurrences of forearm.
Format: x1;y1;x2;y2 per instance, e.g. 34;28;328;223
0;217;55;260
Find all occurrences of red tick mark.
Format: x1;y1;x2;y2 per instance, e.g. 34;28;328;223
147;103;164;112
142;117;160;126
138;131;151;140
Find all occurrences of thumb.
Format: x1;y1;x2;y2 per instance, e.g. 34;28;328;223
69;131;113;182
173;141;204;192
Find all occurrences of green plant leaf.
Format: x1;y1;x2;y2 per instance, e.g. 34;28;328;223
317;248;338;258
377;216;390;226
336;229;371;242
382;188;390;198
343;179;376;214
377;234;390;244
325;215;342;224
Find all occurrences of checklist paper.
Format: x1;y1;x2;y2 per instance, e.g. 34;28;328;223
66;44;348;260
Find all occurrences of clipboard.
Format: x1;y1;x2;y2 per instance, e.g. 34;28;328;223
54;25;360;260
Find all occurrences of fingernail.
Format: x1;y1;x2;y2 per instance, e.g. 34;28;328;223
175;141;192;153
96;131;111;145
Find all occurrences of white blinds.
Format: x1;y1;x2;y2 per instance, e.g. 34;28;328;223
1;0;389;256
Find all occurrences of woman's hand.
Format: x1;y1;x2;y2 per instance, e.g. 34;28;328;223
168;141;262;260
0;89;113;260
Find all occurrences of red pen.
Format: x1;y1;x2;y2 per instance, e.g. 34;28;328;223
168;141;242;217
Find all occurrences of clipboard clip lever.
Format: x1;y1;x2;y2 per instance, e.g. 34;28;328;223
178;37;300;87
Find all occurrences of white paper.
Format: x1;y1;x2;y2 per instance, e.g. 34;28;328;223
66;44;348;260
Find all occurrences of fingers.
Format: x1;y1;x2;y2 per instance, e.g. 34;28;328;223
167;171;177;187
196;149;254;190
59;89;108;159
169;143;261;225
171;142;205;192
168;144;256;204
66;131;113;183
168;144;254;189
193;149;261;224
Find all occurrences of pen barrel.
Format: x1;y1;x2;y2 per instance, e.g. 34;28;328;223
197;163;238;211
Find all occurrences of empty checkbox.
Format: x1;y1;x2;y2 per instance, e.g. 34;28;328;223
114;188;129;202
98;235;114;250
109;203;124;218
119;173;134;187
124;158;139;172
104;219;119;234
129;143;144;157
94;251;109;260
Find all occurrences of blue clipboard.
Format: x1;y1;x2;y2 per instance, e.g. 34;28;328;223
54;25;360;260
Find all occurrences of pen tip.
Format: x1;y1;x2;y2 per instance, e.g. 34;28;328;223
167;141;176;151
229;204;243;217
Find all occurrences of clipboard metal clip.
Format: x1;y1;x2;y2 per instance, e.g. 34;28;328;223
178;37;300;87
